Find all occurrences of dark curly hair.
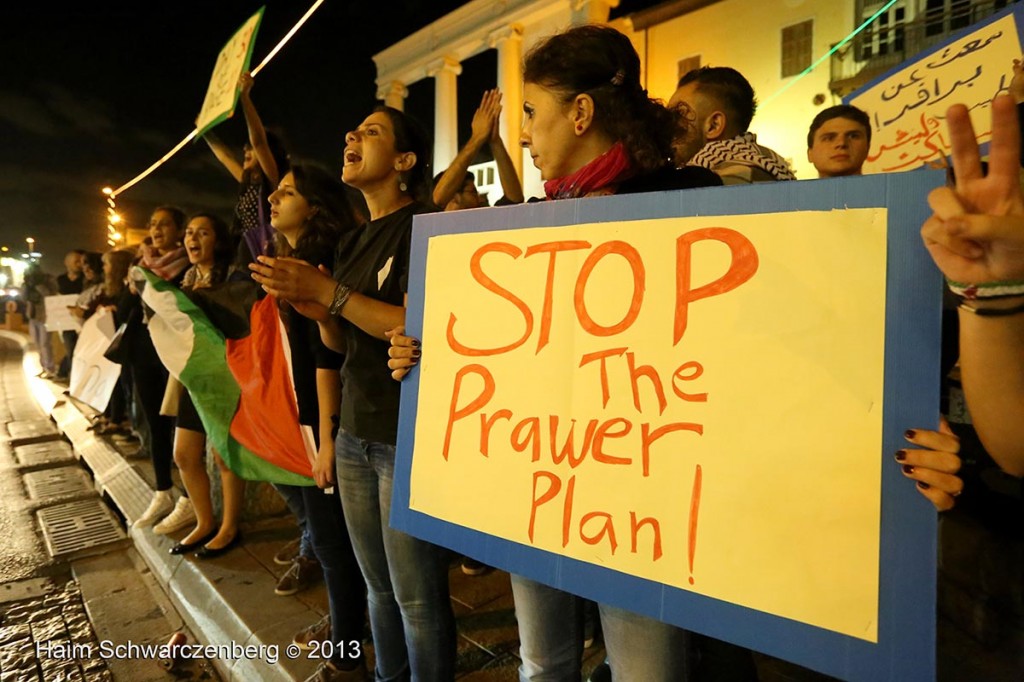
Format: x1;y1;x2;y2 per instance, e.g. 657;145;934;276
274;162;359;264
523;24;678;173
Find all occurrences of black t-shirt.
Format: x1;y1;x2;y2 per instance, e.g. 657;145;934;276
285;249;344;440
333;202;430;445
56;273;84;295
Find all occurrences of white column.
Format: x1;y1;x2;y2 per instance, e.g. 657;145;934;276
427;56;462;172
376;80;408;111
489;24;525;180
570;0;619;25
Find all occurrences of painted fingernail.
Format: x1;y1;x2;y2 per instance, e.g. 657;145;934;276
902;464;915;475
894;450;907;462
917;481;931;490
411;350;421;358
904;429;916;440
411;338;421;347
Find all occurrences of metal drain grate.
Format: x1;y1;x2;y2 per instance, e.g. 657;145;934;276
24;467;94;501
14;441;74;468
36;499;127;560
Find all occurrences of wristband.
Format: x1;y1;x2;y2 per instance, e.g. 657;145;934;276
959;299;1024;317
328;282;352;316
947;279;1024;299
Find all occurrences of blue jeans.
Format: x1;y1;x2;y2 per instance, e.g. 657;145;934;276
335;429;456;681
302;484;367;664
273;483;315;560
510;575;689;682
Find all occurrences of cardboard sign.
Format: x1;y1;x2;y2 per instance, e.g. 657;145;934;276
44;294;81;332
394;173;945;681
848;7;1023;173
195;7;264;139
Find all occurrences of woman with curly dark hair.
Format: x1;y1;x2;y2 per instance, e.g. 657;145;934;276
388;24;721;682
250;107;456;682
521;24;717;200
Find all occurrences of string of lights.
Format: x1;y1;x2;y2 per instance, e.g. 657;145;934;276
102;0;326;223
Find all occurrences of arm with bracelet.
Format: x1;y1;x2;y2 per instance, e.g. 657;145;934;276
921;94;1024;476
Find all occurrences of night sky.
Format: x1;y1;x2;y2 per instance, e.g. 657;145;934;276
0;0;659;272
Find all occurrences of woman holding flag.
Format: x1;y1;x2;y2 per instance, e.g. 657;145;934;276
166;213;247;558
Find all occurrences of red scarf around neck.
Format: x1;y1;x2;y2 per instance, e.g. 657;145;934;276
544;141;635;200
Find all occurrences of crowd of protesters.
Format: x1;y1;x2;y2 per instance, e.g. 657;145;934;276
21;21;1024;682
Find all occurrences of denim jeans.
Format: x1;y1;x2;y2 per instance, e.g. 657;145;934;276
301;484;367;664
29;319;54;373
335;429;456;681
510;575;689;682
273;483;315;560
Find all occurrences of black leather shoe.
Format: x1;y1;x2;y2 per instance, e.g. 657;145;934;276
194;532;242;559
169;530;216;556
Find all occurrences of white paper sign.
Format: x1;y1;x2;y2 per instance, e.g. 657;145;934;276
69;309;121;412
44;294;82;332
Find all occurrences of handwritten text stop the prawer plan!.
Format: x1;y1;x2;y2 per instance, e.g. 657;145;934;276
436;227;758;571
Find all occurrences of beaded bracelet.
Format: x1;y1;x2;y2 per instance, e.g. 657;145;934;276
328;282;352;316
947;279;1024;299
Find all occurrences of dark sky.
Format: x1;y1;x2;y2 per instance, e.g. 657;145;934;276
0;0;660;272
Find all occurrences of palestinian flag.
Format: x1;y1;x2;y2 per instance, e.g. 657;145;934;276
138;268;315;486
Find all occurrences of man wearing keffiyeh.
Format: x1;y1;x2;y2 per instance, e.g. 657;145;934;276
670;66;796;184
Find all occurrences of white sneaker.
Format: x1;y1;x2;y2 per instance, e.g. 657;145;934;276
133;490;174;529
153;497;196;535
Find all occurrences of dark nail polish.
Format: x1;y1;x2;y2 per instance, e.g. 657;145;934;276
902;464;915;475
917;481;930;490
894;450;906;462
411;339;421;347
904;429;916;440
411;350;421;358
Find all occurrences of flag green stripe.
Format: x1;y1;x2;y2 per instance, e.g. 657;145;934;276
140;269;314;486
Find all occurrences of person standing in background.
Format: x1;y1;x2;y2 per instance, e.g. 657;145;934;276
56;249;85;380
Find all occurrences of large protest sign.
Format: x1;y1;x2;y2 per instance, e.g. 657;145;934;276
44;294;81;332
69;309;120;412
394;172;945;681
848;5;1023;173
195;7;264;139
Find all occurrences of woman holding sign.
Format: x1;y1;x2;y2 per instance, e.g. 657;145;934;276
386;24;966;682
249;109;456;682
391;24;720;682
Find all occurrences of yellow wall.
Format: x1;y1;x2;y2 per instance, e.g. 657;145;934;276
621;0;856;179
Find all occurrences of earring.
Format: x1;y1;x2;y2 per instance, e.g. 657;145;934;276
398;174;408;193
576;124;584;132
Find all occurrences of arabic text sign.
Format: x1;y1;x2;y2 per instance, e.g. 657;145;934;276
411;210;889;639
195;8;264;139
44;294;81;332
850;11;1021;173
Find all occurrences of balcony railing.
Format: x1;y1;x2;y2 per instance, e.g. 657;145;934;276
830;0;1018;96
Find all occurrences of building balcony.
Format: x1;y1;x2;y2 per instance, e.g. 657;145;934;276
829;0;1017;97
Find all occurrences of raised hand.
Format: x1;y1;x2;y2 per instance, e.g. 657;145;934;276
921;95;1024;286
